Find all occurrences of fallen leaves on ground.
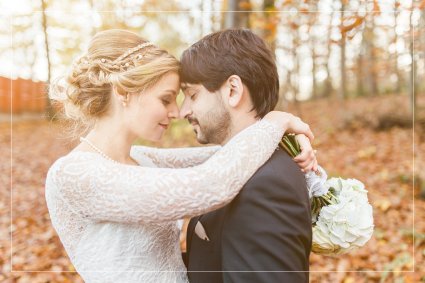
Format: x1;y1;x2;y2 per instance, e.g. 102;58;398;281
0;94;424;282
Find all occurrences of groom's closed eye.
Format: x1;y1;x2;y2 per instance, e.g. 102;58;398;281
190;92;198;101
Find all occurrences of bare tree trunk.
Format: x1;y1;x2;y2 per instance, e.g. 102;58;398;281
339;1;346;100
394;1;402;93
223;0;251;29
356;53;365;96
88;0;96;36
370;17;378;96
311;42;317;99
409;7;417;121
322;11;334;98
212;0;221;32
199;0;204;37
41;0;54;119
363;13;378;96
293;30;301;115
261;0;276;54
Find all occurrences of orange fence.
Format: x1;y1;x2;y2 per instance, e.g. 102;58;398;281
0;77;47;114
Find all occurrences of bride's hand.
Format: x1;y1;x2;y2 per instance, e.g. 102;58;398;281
293;134;318;173
263;111;317;173
263;111;314;141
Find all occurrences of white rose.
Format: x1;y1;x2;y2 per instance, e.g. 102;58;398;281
313;184;374;254
325;177;343;193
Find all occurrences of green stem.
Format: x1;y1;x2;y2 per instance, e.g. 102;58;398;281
283;138;299;156
288;134;301;152
279;141;297;158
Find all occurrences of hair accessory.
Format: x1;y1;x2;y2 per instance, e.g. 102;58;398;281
115;42;155;62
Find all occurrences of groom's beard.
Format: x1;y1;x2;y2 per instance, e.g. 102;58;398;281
188;108;231;145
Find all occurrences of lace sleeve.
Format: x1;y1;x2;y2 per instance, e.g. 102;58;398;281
46;120;283;224
130;145;221;168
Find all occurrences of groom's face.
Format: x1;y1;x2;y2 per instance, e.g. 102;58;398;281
180;83;231;145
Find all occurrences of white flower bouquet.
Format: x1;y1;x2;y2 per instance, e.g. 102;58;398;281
280;134;374;255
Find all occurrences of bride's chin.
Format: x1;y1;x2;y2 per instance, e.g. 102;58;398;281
138;132;163;143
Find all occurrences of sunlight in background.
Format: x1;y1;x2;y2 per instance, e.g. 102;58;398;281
1;0;423;100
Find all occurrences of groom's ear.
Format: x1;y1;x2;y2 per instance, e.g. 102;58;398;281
224;75;244;108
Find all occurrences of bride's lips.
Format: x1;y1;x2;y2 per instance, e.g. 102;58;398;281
159;123;169;129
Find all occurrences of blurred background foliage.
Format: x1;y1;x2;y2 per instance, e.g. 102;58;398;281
1;1;424;282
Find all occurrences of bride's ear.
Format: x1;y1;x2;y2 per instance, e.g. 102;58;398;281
224;75;244;108
112;85;129;106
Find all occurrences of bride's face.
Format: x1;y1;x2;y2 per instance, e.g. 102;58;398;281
180;83;231;145
124;72;180;142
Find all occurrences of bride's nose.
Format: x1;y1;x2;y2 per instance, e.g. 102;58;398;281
168;103;179;119
179;99;192;119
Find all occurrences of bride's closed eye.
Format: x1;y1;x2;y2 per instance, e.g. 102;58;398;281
161;98;171;106
160;94;173;106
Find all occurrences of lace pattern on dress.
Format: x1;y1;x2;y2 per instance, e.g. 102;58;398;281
45;120;283;283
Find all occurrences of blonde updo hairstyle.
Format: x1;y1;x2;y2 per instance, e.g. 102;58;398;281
50;29;180;132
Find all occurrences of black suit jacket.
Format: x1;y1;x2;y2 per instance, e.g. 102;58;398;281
185;149;312;283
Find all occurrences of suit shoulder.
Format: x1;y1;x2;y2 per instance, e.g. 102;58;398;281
230;149;309;206
249;149;305;186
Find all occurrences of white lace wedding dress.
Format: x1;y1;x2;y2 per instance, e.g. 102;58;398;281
45;120;283;283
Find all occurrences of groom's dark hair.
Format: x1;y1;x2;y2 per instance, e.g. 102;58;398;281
180;29;279;118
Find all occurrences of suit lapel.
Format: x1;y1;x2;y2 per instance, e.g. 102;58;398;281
187;215;202;256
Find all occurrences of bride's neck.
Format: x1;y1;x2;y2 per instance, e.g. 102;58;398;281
82;118;136;164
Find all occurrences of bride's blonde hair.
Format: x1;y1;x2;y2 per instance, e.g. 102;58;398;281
50;29;180;130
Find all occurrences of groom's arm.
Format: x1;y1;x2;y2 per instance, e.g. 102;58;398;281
221;154;312;283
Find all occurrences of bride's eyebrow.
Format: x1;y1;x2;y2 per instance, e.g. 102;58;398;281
162;90;177;96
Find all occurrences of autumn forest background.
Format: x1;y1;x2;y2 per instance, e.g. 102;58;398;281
1;0;424;282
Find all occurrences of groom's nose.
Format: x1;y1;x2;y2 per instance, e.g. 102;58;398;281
179;99;192;119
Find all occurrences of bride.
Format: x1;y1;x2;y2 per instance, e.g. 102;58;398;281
45;29;316;283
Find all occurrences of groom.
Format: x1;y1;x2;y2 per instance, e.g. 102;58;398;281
179;29;312;283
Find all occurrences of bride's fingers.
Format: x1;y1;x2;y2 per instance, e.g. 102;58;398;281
294;153;311;167
287;116;314;141
299;124;314;142
312;159;318;172
300;162;314;173
305;128;314;142
294;147;314;163
294;136;313;161
297;157;316;172
304;161;315;172
296;153;317;172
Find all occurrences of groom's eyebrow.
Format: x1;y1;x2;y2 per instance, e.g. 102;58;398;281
181;83;197;92
181;85;197;94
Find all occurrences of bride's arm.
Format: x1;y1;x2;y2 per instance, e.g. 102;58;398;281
130;145;221;168
47;113;312;224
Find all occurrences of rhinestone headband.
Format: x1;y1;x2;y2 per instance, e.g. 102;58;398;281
114;42;155;62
